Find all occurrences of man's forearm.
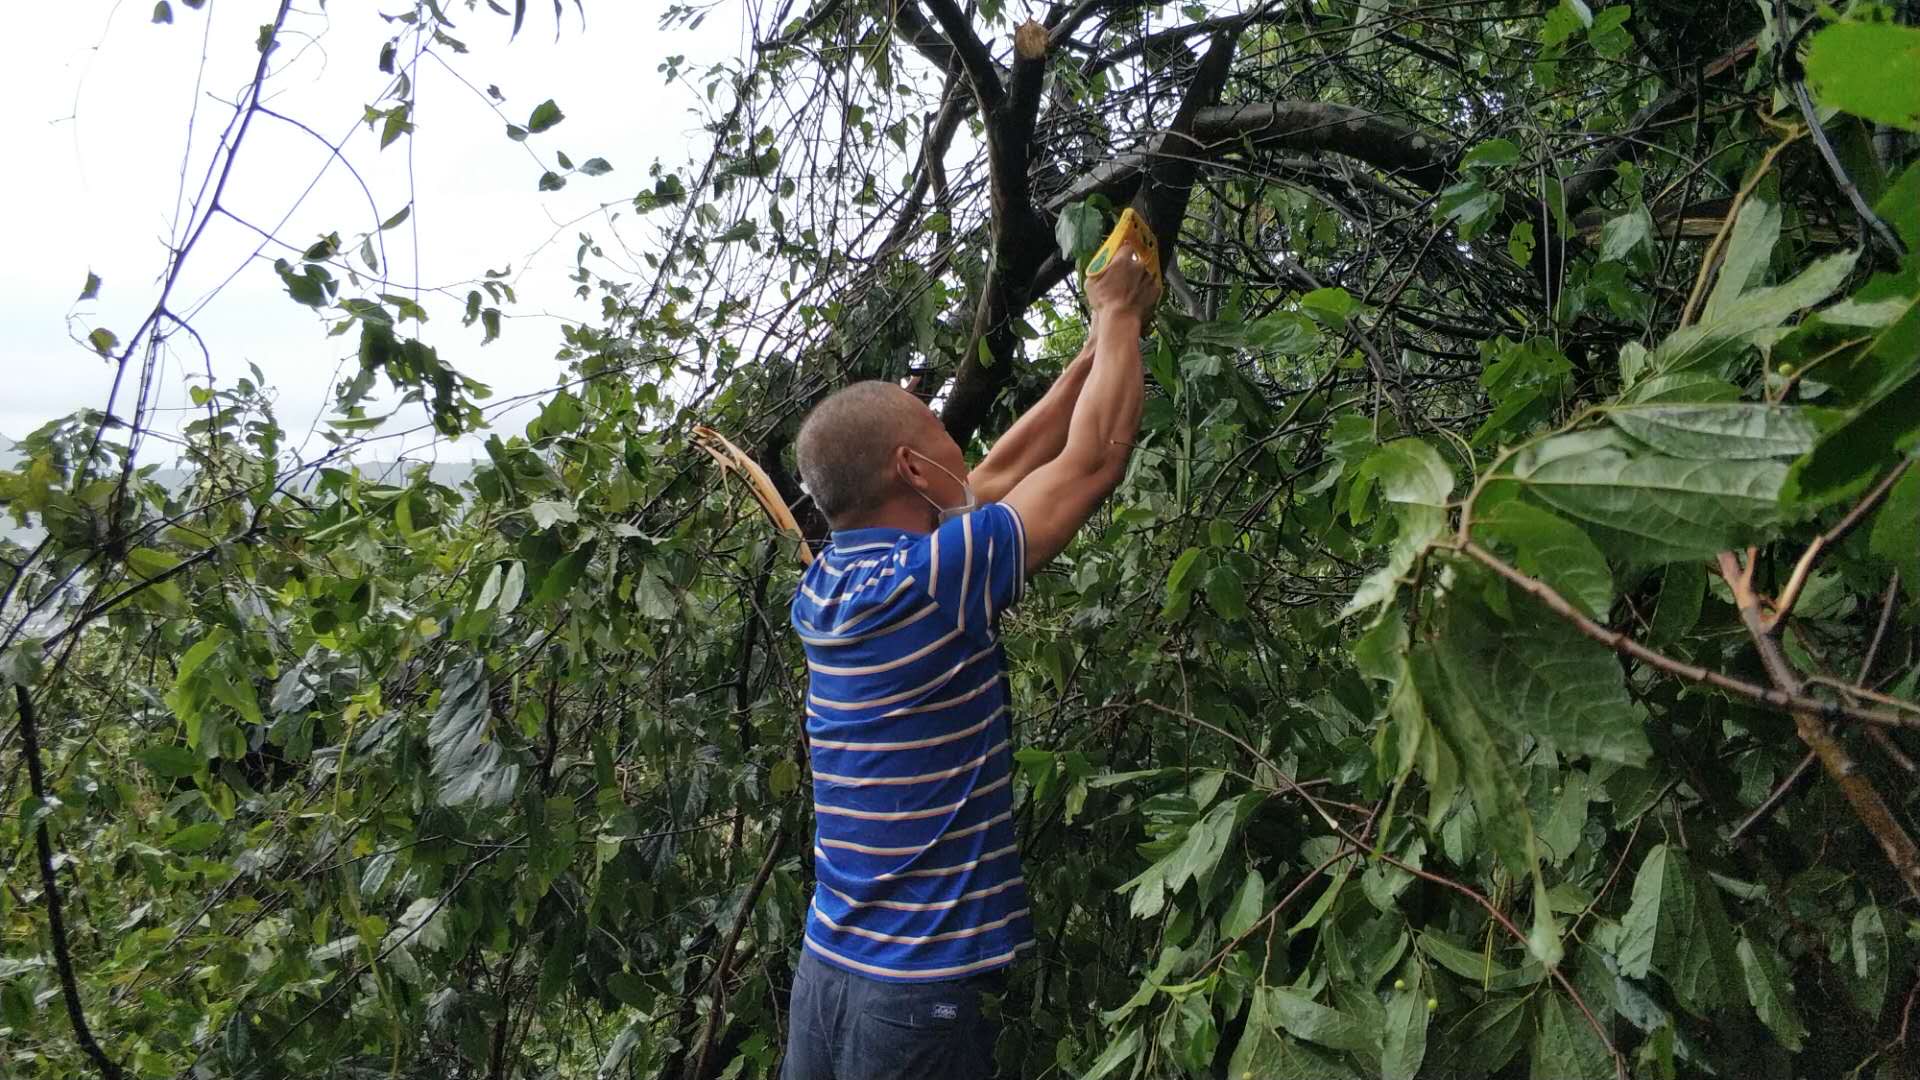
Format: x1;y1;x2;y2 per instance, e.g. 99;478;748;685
1057;310;1145;480
971;336;1097;503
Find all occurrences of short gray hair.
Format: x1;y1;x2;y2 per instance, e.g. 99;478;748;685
795;381;928;525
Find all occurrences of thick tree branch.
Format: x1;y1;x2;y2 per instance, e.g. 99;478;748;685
14;686;126;1080
917;0;1005;110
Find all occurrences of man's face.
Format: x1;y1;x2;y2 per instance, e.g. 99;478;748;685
904;399;970;507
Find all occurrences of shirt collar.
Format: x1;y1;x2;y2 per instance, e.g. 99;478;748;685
828;525;916;550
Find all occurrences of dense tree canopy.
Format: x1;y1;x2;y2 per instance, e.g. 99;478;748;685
5;0;1920;1077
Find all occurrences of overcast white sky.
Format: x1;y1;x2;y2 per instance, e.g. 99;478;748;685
1;0;747;464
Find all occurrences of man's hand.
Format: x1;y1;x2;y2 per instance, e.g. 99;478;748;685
1086;240;1163;326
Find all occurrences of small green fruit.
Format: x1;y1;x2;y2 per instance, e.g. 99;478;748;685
1427;997;1439;1011
1393;977;1407;990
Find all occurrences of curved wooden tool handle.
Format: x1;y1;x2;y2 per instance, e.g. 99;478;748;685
691;425;814;566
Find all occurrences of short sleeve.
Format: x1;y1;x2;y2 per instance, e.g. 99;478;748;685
918;502;1026;634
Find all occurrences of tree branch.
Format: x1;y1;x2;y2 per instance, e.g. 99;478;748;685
1768;460;1912;633
1717;551;1920;903
917;0;1005;110
13;686;126;1080
1455;542;1916;730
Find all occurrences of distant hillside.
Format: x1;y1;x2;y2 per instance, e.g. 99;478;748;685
0;433;479;546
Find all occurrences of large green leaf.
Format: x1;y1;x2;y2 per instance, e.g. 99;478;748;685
1737;937;1807;1051
1471;499;1613;619
1435;590;1651;766
1344;439;1454;617
1411;645;1537;878
1648;251;1857;377
1616;844;1740;1012
1487;428;1785;564
1605;403;1825;460
428;658;520;808
1702;199;1780;322
1528;992;1613;1080
1229;992;1364;1080
1266;987;1378;1053
1806;21;1920;132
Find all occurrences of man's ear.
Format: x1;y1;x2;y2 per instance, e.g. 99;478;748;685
894;444;930;494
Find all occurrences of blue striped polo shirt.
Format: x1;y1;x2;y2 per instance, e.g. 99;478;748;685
789;501;1034;982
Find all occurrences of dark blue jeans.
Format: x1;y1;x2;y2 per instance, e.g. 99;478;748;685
781;950;1006;1079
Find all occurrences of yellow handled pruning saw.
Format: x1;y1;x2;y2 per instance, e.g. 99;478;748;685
691;425;814;566
1083;207;1162;292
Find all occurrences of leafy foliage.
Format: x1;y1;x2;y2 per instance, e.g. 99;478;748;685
6;1;1920;1079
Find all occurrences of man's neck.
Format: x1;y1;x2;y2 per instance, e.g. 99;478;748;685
830;499;935;537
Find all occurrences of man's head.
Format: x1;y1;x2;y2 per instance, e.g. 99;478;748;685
795;380;970;531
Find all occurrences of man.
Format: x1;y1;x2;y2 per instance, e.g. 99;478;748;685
780;241;1161;1079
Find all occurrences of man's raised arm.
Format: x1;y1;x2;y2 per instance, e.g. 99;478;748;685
967;333;1096;505
1002;242;1160;574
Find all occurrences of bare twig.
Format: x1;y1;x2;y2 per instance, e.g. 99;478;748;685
1728;750;1818;842
13;686;125;1080
1769;460;1914;633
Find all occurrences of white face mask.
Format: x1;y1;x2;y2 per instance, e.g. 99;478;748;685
907;448;976;525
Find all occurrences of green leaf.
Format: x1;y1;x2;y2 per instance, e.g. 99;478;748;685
579;156;613;176
1462;138;1520;169
1418;929;1544;990
1471;500;1613;620
1299;286;1357;326
1737;937;1806;1051
381;205;412;230
1647;559;1705;645
137;745;201;778
1528;992;1612;1080
1849;903;1892;1017
1434;590;1651;766
1606;403;1824;460
1486;428;1786;565
88;327;119;356
1056;201;1106;263
538;170;567;191
1598;205;1652;262
1869;466;1920;592
1080;1028;1141;1080
1411;646;1537;877
1382;979;1430;1080
1166;546;1204;603
1806;21;1920;132
1344;439;1452;617
1221;869;1265;939
380;104;411;148
529;500;578;529
77;271;101;301
527;98;565;133
153;1;173;23
1229;989;1365;1079
1266;987;1377;1052
1703;199;1780;321
428;659;519;807
1649;251;1857;377
1616;843;1739;1011
165;821;222;853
